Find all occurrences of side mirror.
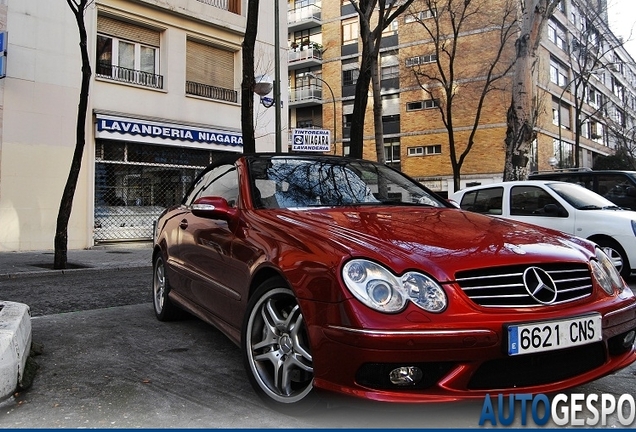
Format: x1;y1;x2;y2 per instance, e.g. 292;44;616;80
627;186;636;197
191;196;237;221
543;204;559;214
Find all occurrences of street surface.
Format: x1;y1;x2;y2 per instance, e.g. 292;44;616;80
0;267;634;428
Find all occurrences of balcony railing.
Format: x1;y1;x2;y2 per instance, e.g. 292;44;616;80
289;85;322;104
186;81;238;103
288;4;321;25
289;46;322;63
194;0;240;14
96;64;163;89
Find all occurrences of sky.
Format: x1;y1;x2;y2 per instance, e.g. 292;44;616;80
607;0;636;59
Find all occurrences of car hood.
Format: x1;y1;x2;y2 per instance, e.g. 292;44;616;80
261;206;594;282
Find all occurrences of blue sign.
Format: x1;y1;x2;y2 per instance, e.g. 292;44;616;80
96;115;243;149
0;31;7;79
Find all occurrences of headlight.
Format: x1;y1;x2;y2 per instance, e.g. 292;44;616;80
591;248;624;295
342;259;447;313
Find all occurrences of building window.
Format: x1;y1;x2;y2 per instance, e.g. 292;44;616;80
406;99;439;111
405;53;437;67
96;15;162;88
384;138;401;167
185;39;237;103
382;20;398;37
342;18;359;45
404;9;436;23
548;19;567;51
410;145;441;156
550;58;569;87
612;78;625;102
380;51;399;80
587;86;602;107
343;68;359;86
552;98;570;129
590;121;604;143
408;146;424;156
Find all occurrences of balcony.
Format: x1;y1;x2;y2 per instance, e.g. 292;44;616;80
288;4;321;31
193;0;240;14
96;64;163;89
288;46;322;70
289;84;322;107
186;81;238;103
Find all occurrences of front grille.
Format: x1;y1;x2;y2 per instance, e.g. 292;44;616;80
468;342;606;390
455;263;592;307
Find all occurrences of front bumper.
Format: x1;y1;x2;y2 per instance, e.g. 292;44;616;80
306;298;636;403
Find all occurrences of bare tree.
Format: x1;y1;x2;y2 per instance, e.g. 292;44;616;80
559;0;631;168
502;0;561;181
409;0;517;191
54;0;93;269
348;0;415;160
241;0;260;154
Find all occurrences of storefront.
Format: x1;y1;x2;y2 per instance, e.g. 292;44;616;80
93;113;242;242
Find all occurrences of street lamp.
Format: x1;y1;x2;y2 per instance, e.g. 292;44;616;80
308;72;337;155
273;0;282;152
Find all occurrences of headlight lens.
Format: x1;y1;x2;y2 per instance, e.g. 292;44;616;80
342;259;447;313
591;248;624;295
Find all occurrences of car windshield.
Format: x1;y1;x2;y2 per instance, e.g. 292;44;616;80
249;156;447;209
547;182;620;210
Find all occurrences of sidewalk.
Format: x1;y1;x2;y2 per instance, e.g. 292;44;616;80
0;242;153;279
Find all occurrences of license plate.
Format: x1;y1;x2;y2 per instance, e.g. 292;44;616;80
507;314;602;356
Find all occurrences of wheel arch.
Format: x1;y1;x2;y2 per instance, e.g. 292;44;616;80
248;267;288;302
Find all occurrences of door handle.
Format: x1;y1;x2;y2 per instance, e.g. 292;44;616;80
179;219;188;230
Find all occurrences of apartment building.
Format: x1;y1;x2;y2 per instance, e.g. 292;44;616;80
287;0;636;196
0;0;285;251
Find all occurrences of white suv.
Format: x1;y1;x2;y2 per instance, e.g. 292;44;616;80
451;180;636;277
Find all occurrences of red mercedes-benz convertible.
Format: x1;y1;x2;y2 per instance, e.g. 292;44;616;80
152;153;636;412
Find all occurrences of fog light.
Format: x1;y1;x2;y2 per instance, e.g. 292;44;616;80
389;366;423;386
623;330;636;348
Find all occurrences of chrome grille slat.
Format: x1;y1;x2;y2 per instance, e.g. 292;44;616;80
461;283;524;291
455;263;593;308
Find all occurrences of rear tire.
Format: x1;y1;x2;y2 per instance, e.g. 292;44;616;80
242;278;319;414
152;254;184;321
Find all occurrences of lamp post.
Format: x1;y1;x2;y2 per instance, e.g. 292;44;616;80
308;72;337;155
273;0;282;152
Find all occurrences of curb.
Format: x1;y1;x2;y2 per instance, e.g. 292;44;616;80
0;301;32;401
0;263;152;280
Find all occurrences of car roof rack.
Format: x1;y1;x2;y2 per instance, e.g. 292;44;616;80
530;167;592;175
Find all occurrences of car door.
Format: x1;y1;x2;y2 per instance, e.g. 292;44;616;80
178;164;244;325
508;185;575;235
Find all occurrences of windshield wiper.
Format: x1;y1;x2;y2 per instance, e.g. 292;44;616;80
577;205;603;210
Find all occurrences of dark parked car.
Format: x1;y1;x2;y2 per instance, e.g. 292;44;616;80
153;154;636;412
529;170;636;210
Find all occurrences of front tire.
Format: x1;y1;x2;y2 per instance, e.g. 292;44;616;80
242;278;317;413
153;254;184;321
596;238;631;278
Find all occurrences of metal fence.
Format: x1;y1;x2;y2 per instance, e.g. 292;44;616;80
94;141;225;242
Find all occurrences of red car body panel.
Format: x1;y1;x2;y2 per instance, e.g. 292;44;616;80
154;155;636;403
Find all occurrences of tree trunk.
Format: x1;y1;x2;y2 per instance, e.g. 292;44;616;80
54;0;92;269
241;0;259;154
371;56;385;164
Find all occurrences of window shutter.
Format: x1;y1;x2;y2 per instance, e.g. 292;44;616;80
97;15;160;47
186;39;235;89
